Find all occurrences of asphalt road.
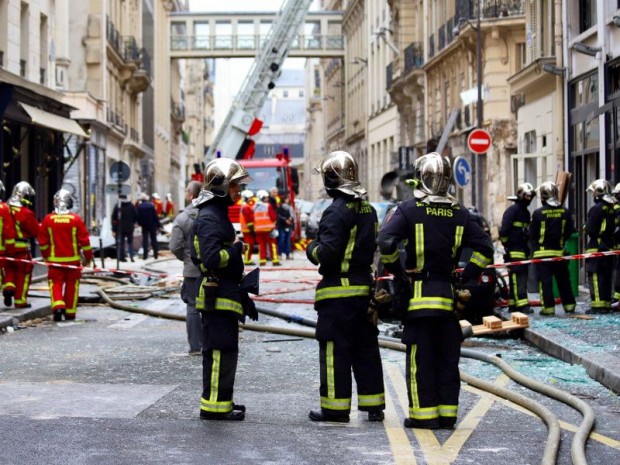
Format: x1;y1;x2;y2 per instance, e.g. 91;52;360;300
1;257;619;465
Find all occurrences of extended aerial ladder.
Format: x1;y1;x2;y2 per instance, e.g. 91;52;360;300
205;0;313;161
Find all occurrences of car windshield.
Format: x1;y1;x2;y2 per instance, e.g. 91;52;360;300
243;167;287;194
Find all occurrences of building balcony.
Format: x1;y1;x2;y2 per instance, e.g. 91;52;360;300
125;48;151;94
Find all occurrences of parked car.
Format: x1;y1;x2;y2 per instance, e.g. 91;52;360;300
305;198;332;239
294;199;314;237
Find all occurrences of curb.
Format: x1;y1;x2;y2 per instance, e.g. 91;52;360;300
0;300;52;331
524;327;620;394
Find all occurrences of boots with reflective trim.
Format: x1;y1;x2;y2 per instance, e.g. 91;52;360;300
308;409;349;423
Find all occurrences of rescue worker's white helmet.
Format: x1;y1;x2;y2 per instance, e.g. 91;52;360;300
166;192;172;200
203;158;252;197
537;181;561;207
414;152;452;197
256;189;269;200
8;181;35;207
152;192;161;200
587;179;615;204
613;182;620;195
507;182;535;201
241;189;254;200
313;150;366;198
53;188;74;214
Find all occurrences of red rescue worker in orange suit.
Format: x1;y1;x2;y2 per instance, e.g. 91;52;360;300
254;190;280;266
165;192;175;219
239;190;256;265
152;193;164;218
2;182;39;309
0;181;16;296
38;189;93;321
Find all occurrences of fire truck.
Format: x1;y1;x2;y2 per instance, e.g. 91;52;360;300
203;0;310;239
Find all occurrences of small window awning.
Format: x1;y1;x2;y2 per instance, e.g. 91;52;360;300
18;102;89;138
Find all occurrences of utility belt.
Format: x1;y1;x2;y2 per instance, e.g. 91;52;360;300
198;274;219;312
405;269;455;284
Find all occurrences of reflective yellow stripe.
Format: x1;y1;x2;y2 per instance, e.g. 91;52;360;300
410;405;439;420
210;350;221;402
532;249;564;258
539;222;546;246
200;398;233;413
340;277;349;287
215;297;243;315
358;392;385;408
326;341;335;399
320;396;351;410
415;223;424;269
452;225;464;259
408;296;453;312
469;251;491;268
409;344;419;409
380;248;400;264
509;251;527;259
315;285;370;301
341;225;357;273
438;404;458;418
513;221;527;227
218;249;230;268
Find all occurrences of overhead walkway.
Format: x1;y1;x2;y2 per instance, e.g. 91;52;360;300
169;10;344;59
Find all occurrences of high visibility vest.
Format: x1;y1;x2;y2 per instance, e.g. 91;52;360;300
239;202;255;233
254;202;275;232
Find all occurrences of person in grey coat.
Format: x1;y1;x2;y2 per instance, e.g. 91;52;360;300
170;180;204;355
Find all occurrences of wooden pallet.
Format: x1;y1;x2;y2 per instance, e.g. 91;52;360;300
460;312;529;337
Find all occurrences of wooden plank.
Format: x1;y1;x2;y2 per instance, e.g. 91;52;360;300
469;320;529;336
511;312;529;325
482;316;502;329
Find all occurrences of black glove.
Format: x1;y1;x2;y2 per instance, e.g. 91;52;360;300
241;291;258;321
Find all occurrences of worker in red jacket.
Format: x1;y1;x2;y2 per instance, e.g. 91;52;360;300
2;181;39;308
0;181;16;297
254;190;280;266
38;189;93;321
239;190;256;265
152;193;165;219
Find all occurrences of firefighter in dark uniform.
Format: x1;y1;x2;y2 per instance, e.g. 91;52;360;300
499;183;535;314
529;181;576;316
191;158;257;422
377;153;493;430
584;179;617;314
306;150;385;423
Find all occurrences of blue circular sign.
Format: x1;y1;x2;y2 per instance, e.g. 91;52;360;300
454;156;471;187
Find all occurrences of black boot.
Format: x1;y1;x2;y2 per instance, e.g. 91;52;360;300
233;403;246;412
200;410;245;421
3;290;14;307
404;418;440;429
53;308;65;322
308;409;349;423
367;409;385;422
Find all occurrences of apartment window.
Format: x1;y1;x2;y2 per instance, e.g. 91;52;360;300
40;14;48;85
516;43;526;71
524;130;537;153
579;0;596;33
283;90;289;97
298;90;304;97
20;2;29;78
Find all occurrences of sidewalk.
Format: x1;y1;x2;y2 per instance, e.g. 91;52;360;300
3;258;619;395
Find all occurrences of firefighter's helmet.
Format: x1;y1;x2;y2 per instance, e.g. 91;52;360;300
53;189;74;214
587;179;615;204
203;158;252;197
414;152;452;197
613;182;620;195
507;182;536;201
152;192;161;200
0;181;4;201
256;189;269;200
241;189;254;201
313;150;366;198
8;181;36;207
537;181;561;207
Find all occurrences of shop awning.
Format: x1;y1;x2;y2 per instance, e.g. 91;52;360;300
18;102;89;138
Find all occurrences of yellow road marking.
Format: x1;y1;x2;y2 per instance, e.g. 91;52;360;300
383;374;418;465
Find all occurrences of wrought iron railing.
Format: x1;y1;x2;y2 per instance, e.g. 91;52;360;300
404;42;424;72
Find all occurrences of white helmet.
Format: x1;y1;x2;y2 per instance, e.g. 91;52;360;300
53;189;74;214
313;151;366;198
8;181;36;207
507;182;535;201
241;189;254;201
587;179;615;204
152;192;161;200
537;181;561;207
256;189;269;200
203;158;252;197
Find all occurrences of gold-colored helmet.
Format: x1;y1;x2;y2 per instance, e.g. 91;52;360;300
537;181;561;207
587;179;615;204
414;152;452;197
8;181;35;207
313;150;366;198
203;158;252;197
53;188;74;214
507;182;535;201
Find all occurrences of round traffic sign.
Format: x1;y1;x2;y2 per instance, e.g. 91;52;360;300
467;129;492;154
109;161;130;183
453;156;471;187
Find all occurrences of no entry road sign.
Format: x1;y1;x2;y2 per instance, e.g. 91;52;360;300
467;129;492;154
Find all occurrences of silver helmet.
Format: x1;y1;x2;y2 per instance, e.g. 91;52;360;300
313;150;366;198
537;181;561;207
587;179;615;204
53;188;74;214
507;182;535;201
613;182;620;195
0;180;4;201
414;152;452;197
8;181;35;207
203;158;252;198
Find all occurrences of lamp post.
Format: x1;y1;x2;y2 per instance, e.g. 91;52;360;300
475;0;483;214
